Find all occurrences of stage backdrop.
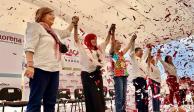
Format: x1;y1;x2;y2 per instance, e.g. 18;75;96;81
0;30;137;110
0;30;23;92
59;37;115;98
59;37;136;109
20;34;136;110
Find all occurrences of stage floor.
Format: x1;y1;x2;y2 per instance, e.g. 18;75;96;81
0;104;194;112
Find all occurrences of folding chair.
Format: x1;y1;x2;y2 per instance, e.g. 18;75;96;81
0;87;28;112
109;89;115;111
57;89;79;112
103;86;111;110
74;89;84;112
103;86;108;97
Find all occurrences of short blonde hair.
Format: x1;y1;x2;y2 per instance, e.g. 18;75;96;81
35;7;53;22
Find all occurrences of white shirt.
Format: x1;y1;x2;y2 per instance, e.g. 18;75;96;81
129;44;149;79
148;63;161;83
75;42;106;73
159;60;177;77
179;83;189;89
24;22;70;72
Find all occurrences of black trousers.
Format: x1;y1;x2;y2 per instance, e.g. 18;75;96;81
81;69;105;112
179;89;187;104
133;77;148;112
149;79;161;112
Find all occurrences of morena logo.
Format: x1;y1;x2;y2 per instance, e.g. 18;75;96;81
0;34;22;44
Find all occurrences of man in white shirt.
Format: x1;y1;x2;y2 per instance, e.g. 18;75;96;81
129;40;150;112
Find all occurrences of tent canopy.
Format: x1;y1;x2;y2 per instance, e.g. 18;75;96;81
0;0;194;46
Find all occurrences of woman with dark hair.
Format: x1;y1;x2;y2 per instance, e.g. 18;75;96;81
164;55;172;64
24;7;79;112
157;50;181;107
109;25;137;112
73;23;112;112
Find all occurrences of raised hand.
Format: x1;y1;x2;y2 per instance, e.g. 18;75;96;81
146;44;154;49
131;34;137;41
109;24;116;35
72;16;79;25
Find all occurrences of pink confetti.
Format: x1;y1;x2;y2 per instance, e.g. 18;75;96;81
173;51;178;57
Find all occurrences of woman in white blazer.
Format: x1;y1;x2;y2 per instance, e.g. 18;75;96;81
24;7;79;112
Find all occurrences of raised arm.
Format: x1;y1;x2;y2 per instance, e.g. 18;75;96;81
98;24;114;52
73;21;80;44
142;44;152;62
156;49;163;64
146;46;152;67
57;16;79;39
109;24;116;55
156;49;170;71
103;26;112;47
122;34;137;55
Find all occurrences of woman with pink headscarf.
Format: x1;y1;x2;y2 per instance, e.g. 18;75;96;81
73;23;114;112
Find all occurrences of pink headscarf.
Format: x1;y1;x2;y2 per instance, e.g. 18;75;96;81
84;33;98;51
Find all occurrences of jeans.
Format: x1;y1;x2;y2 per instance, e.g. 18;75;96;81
114;76;128;112
26;68;59;112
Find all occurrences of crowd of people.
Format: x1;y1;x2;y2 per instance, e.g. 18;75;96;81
24;7;194;112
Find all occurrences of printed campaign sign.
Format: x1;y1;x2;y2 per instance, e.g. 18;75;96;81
60;37;115;98
0;30;23;92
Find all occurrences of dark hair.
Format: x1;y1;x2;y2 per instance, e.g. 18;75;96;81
186;77;191;80
135;47;142;53
164;55;171;64
180;76;186;80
